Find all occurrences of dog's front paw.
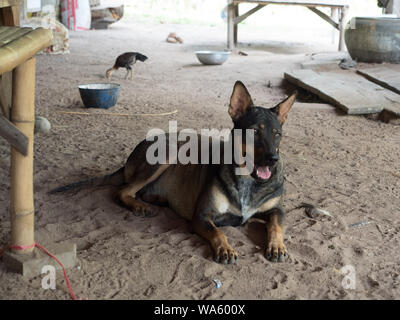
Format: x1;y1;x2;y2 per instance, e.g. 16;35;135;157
265;240;288;263
213;244;238;265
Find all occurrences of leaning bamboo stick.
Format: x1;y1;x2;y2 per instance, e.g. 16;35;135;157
10;57;35;254
58;109;178;117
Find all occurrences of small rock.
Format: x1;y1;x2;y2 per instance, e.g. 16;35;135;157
34;116;51;134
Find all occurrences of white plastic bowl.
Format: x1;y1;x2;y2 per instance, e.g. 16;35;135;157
195;51;231;65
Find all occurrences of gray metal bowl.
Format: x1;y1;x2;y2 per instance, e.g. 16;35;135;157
195;51;231;65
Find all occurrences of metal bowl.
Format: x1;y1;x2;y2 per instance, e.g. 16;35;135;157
78;83;120;109
195;51;231;65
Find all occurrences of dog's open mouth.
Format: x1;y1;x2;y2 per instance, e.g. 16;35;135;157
254;165;271;180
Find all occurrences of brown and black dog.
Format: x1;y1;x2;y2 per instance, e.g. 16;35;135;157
50;81;297;264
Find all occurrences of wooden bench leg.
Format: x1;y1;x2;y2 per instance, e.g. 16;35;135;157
227;0;235;49
331;7;338;45
10;57;36;254
234;4;238;47
338;6;348;51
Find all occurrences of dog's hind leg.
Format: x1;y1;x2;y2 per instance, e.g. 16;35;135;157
117;164;169;216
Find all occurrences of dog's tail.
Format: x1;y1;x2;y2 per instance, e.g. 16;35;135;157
48;167;125;194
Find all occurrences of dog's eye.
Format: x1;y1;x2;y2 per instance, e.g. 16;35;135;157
275;132;281;138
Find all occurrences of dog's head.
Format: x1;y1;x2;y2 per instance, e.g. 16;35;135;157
228;81;296;181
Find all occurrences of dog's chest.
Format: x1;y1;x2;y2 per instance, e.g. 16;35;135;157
237;178;257;221
213;177;260;223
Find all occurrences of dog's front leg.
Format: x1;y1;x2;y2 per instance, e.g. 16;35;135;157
255;208;288;262
192;215;238;265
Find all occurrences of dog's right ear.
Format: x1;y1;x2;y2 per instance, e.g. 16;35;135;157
229;81;254;121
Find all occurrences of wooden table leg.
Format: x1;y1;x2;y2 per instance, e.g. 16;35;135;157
227;0;235;49
234;4;238;47
330;7;338;45
338;6;348;51
10;57;36;254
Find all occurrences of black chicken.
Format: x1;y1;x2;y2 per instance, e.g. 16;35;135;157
106;52;148;80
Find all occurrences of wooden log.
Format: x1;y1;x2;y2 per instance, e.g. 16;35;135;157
0;114;28;155
10;57;35;254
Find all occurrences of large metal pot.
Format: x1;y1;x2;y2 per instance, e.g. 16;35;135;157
345;17;400;63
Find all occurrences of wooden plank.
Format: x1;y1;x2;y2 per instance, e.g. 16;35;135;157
284;69;400;115
357;66;400;116
0;114;28;155
357;66;400;95
233;0;348;8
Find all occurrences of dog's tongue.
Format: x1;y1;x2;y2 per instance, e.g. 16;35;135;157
256;166;271;180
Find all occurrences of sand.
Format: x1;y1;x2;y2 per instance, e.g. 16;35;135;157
0;20;399;300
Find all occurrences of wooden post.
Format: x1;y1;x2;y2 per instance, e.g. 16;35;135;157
227;0;235;49
10;57;36;254
330;7;338;45
338;6;348;51
234;4;239;46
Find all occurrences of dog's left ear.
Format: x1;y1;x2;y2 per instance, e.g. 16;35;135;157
229;81;254;121
271;91;297;124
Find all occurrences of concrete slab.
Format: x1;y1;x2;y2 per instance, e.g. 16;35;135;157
3;242;77;278
301;60;340;70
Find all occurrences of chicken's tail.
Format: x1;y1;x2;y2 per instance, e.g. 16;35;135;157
48;167;125;194
136;53;148;62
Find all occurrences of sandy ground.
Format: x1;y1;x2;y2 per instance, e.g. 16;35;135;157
0;20;399;300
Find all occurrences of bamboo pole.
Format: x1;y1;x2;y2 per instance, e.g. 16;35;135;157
0;27;53;74
10;57;35;254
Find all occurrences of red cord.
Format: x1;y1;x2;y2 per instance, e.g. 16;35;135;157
0;242;84;300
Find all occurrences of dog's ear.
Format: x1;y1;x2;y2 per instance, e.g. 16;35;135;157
271;91;297;124
229;81;254;121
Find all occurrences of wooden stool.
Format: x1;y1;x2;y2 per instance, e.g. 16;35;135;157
0;26;52;257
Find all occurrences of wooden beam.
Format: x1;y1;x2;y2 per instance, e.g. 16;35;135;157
233;0;348;8
307;6;338;29
0;114;28;155
234;4;266;25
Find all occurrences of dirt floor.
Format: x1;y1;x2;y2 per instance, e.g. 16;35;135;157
0;20;399;300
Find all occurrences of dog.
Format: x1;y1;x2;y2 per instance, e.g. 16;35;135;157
50;81;297;264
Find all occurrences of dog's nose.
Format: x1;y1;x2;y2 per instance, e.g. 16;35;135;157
266;154;279;165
